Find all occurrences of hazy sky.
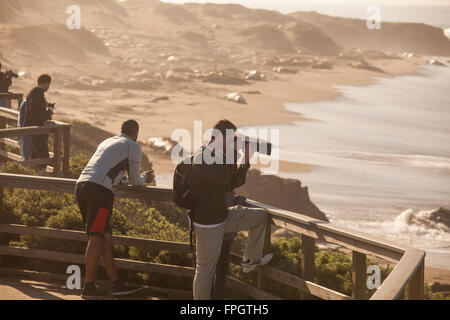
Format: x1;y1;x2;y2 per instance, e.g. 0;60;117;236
163;0;450;5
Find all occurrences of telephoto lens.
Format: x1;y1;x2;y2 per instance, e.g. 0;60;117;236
243;136;272;156
257;140;272;156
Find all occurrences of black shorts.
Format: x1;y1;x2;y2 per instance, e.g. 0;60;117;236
75;181;114;237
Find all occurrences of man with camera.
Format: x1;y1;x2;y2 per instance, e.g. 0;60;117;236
190;119;273;300
23;74;55;170
0;62;18;108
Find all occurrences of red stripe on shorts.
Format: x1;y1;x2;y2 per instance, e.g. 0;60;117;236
89;207;110;234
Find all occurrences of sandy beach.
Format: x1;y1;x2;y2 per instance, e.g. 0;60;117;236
46;57;423;176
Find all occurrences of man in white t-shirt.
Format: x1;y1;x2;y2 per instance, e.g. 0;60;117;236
75;119;154;299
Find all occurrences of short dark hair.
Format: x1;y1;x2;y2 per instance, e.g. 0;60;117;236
121;119;139;137
213;119;237;137
37;74;52;85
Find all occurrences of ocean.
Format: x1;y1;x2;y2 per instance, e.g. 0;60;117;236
244;63;450;270
162;1;450;269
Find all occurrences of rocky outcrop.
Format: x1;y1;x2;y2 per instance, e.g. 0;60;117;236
8;24;110;62
237;25;296;53
285;21;341;56
237;169;329;222
291;11;450;56
349;60;385;73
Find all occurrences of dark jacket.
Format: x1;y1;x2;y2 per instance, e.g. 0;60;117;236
0;72;12;93
24;87;51;127
191;146;250;225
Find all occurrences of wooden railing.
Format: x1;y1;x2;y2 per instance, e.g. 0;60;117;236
0;93;23;109
0;173;426;300
0;107;70;177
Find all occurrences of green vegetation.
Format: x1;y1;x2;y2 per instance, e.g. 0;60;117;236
0;160;447;299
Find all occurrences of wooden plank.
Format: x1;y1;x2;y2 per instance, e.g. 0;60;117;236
408;260;424;300
229;253;351;300
0;173;173;201
352;251;367;299
0;276;82;300
62;127;70;178
300;234;315;299
0;149;22;161
225;276;281;300
370;249;425;300
301;235;315;281
53;127;61;177
0;138;20;148
0;224;192;253
0;246;195;278
0;267;193;300
0;126;59;137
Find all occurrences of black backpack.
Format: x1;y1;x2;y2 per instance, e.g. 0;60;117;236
173;155;197;210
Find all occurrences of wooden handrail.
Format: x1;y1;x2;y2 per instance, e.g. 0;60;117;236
0;107;71;177
0;173;425;300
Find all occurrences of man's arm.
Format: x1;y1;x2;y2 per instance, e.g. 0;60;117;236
128;143;147;185
229;163;250;189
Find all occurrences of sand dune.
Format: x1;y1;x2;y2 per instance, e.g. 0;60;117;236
5;24;110;62
291;11;450;56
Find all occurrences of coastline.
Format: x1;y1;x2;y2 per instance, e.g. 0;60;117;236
85;56;424;177
49;56;450;284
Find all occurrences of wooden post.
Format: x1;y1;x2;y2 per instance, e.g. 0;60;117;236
62;126;70;178
408;260;424;300
352;251;367;299
257;217;272;291
17;94;23;109
53;128;61;177
301;234;315;299
0;117;5;157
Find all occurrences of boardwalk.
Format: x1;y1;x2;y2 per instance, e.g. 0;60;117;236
0;269;188;300
0;276;82;300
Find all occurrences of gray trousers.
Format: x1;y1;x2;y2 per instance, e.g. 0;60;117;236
19;135;31;161
193;205;268;300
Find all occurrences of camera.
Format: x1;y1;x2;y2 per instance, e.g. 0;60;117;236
235;135;272;156
5;70;18;79
47;102;56;119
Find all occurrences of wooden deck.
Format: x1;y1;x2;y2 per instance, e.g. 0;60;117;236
0;267;190;300
0;276;83;300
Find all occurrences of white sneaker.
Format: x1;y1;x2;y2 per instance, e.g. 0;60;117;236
241;253;274;273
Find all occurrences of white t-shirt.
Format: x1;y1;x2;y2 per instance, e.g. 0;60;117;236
77;134;146;191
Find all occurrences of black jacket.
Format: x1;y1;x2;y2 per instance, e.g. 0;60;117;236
24;87;51;126
191;146;250;225
0;72;12;93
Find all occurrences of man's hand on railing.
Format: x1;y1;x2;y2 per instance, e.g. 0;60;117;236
45;120;56;126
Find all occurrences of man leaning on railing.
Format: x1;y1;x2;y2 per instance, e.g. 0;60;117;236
75;119;155;299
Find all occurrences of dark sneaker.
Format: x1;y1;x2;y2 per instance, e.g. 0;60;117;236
81;283;110;300
112;280;143;297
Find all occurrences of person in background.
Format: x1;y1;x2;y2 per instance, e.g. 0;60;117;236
18;99;31;161
0;62;13;108
75;119;155;299
23;74;54;170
